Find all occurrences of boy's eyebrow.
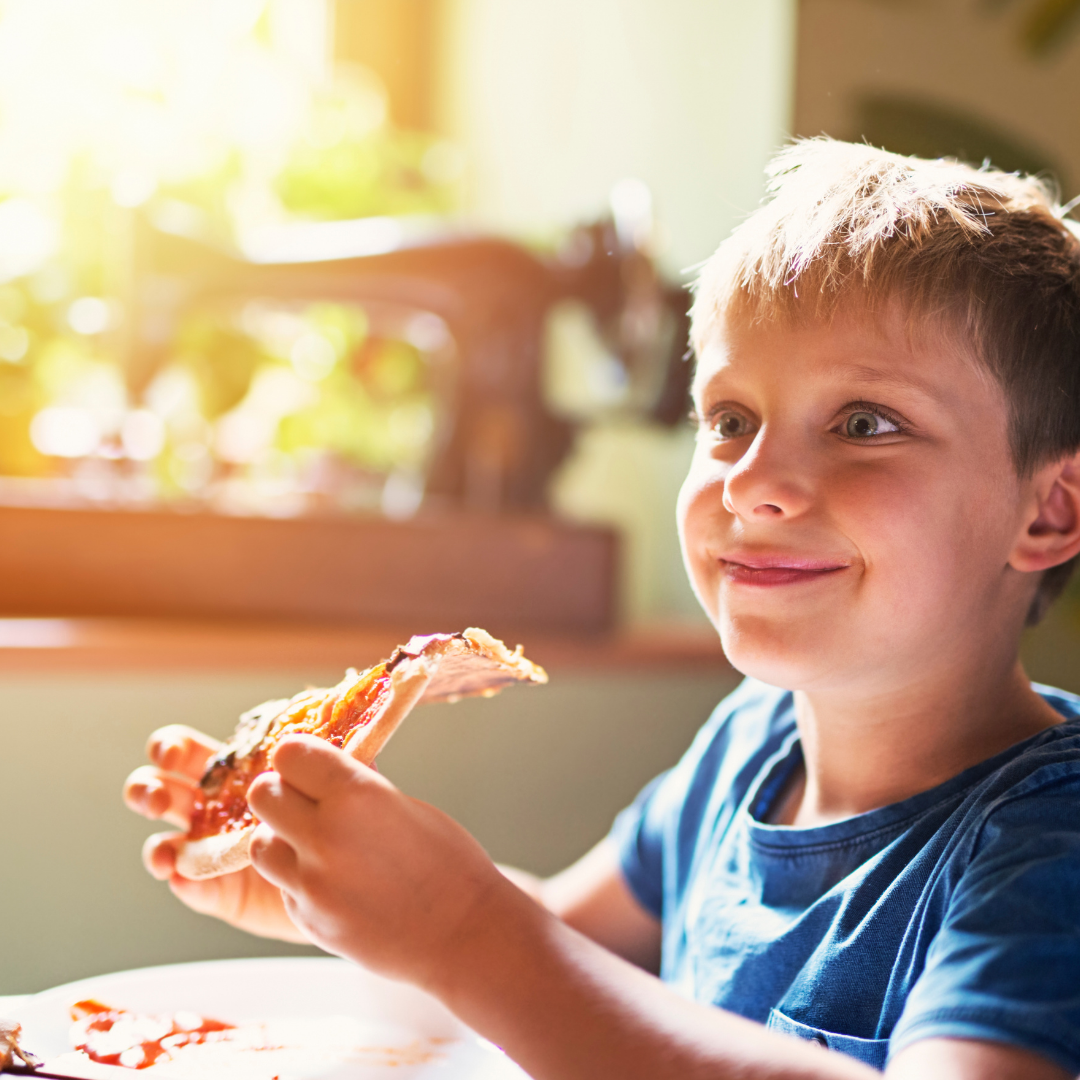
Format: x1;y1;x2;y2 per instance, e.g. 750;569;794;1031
828;362;943;402
691;363;944;403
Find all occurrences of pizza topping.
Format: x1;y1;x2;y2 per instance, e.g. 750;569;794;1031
0;1017;42;1071
189;664;393;841
71;999;235;1070
188;767;259;840
199;698;290;793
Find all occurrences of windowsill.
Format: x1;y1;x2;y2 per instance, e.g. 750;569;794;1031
0;618;730;675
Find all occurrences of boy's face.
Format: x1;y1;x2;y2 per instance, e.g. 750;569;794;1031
680;303;1036;694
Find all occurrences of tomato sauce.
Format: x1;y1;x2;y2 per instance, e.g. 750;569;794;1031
188;761;263;840
71;1000;234;1070
321;670;391;747
187;668;392;841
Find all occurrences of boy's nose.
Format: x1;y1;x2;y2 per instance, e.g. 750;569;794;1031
721;434;813;520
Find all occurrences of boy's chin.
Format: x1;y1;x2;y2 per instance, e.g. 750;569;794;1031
715;615;844;692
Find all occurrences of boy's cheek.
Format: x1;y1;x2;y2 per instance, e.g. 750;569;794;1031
677;464;727;548
675;513;726;629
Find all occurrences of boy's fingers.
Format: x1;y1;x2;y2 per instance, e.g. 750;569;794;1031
247;770;318;844
249;823;299;889
124;766;197;828
142;831;182;881
167;873;230;917
270;734;378;801
146;725;221;779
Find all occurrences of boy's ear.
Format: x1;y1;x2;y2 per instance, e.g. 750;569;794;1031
1010;450;1080;573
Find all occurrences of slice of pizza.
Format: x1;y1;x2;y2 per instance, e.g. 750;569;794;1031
176;628;547;880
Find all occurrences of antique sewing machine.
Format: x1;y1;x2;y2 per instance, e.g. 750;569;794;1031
125;201;693;511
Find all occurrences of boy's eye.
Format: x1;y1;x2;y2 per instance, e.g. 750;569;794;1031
843;410;900;439
712;409;756;439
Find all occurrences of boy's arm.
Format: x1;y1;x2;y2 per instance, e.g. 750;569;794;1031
887;1039;1070;1079
434;895;1069;1080
245;735;880;1080
499;839;662;972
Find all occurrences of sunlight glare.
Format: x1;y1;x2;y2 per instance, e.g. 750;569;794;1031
0;0;325;199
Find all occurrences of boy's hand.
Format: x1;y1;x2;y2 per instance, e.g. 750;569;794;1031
247;734;513;990
122;725;308;945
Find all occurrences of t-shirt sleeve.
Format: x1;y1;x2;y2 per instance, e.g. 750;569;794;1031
610;771;672;919
608;678;778;923
889;765;1080;1073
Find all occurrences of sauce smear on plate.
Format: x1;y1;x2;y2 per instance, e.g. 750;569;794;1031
71;999;235;1069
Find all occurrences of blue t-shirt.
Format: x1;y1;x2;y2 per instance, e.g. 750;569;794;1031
611;678;1080;1072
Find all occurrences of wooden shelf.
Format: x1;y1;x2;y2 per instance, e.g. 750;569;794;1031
0;618;730;675
0;504;617;633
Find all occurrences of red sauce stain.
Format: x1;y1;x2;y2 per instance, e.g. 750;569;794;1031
71;1000;234;1069
350;1040;445;1067
70;1000;454;1072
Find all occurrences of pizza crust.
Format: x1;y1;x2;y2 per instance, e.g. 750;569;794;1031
174;628;545;880
342;650;434;763
175;823;260;880
406;627;548;704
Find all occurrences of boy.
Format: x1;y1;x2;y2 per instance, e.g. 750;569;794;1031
126;139;1080;1078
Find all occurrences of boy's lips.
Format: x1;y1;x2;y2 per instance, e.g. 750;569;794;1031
719;552;850;587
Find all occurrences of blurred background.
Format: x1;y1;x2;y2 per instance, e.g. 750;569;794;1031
2;0;1078;993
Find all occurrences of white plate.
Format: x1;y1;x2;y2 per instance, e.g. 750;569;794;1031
8;957;529;1080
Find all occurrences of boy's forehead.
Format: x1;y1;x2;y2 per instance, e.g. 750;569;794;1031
692;303;989;405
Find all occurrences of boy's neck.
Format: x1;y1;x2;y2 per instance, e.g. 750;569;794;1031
771;658;1065;829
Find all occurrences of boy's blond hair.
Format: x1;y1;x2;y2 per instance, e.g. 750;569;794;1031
691;138;1080;623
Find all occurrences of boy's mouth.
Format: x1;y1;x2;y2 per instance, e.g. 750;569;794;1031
720;553;849;587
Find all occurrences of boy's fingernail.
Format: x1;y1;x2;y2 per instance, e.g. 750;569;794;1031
156;741;180;768
140;779;165;811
